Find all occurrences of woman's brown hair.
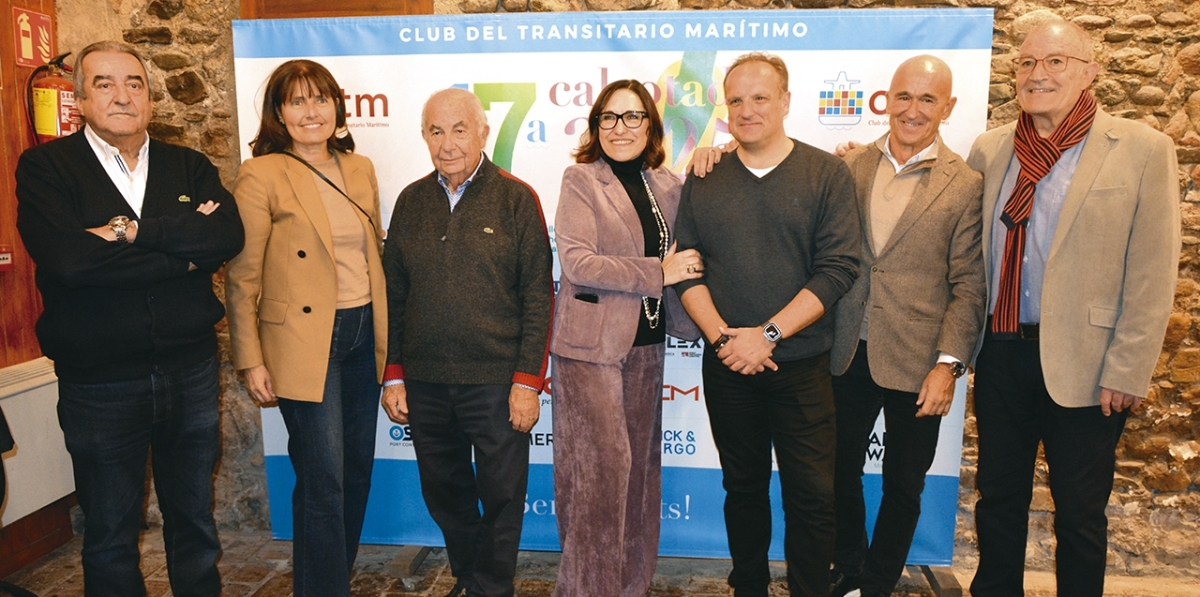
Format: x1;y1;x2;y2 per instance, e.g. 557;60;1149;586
573;79;665;169
250;59;354;157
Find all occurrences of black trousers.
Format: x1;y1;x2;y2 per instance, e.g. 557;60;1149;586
407;381;530;597
702;348;837;597
831;341;941;597
970;334;1127;597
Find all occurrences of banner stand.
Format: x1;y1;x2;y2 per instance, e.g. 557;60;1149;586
922;566;963;597
393;545;433;592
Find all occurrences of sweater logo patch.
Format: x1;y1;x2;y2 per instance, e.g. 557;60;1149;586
178;195;192;202
483;227;494;234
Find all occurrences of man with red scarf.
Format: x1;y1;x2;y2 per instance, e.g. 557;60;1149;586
967;19;1179;597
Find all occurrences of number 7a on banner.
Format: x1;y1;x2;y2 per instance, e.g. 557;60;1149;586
474;83;536;172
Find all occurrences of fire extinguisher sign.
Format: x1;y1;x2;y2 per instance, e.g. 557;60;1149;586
12;7;54;68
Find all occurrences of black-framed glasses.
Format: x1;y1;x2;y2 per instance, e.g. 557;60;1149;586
597;111;648;130
1013;54;1090;74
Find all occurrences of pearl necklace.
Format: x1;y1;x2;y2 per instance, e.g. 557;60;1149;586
640;173;669;329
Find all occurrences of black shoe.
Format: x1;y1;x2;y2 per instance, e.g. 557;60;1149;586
443;584;467;597
829;570;859;597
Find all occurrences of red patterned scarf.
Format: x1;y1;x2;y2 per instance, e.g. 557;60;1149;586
992;91;1097;334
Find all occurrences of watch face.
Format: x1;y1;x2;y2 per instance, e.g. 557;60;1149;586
763;323;783;342
951;362;967;378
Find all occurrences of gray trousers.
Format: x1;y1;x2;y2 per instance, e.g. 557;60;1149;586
551;343;665;597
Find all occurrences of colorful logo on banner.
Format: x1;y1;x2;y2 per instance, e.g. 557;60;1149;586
658;52;724;173
469;51;727;175
818;72;864;129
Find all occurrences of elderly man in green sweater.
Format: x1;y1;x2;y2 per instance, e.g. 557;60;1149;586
381;88;554;597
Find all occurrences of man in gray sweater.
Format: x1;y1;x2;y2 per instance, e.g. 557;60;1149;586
381;88;553;597
675;53;861;597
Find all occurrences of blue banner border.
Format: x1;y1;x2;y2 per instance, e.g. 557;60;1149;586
233;8;995;57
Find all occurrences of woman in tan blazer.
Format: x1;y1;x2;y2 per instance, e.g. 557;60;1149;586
550;80;701;597
225;60;387;597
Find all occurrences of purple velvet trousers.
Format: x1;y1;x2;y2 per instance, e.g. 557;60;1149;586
551;343;666;597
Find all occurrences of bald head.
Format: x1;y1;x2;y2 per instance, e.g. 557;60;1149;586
885;54;957;163
1022;19;1094;61
891;55;953;97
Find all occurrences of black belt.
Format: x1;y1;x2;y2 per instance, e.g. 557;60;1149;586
986;317;1040;341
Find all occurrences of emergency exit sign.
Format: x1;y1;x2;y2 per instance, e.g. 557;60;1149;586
12;7;54;68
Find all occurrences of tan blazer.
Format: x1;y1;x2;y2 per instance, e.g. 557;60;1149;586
226;152;388;402
968;109;1180;407
551;160;700;364
831;137;987;392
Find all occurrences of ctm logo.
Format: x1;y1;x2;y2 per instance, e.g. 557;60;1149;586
341;89;389;118
662;385;700;401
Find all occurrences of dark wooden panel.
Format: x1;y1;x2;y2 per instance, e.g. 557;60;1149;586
0;495;75;579
0;0;53;369
241;0;433;20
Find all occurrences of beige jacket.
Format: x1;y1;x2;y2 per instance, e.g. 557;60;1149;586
968;109;1180;407
226;152;388;402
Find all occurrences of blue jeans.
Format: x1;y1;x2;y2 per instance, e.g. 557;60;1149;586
57;355;222;597
278;303;380;597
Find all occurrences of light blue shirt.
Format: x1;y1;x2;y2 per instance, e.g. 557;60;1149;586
437;153;486;212
989;137;1087;323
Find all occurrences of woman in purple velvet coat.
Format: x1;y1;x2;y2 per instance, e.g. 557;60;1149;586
549;80;703;597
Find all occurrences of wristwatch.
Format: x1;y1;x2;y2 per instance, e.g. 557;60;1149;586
762;322;783;343
944;360;968;379
109;216;132;245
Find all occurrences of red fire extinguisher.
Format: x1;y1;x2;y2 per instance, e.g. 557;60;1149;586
25;53;81;145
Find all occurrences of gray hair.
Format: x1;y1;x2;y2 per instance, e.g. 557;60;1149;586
73;41;153;99
421;88;488;133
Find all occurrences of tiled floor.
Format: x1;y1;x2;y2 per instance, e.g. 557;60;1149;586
4;526;1198;596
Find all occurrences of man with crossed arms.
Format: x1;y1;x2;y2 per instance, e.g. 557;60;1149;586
968;19;1179;597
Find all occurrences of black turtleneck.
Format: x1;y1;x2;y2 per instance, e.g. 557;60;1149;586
603;154;665;346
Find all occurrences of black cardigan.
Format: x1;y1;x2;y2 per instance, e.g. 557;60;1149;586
16;131;245;383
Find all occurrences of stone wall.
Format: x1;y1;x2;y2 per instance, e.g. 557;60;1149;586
53;0;1200;576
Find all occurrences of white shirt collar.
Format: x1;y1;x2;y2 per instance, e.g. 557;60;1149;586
880;133;938;174
83;125;151;216
84;125;149;168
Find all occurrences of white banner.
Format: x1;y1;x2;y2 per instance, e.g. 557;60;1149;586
236;7;993;564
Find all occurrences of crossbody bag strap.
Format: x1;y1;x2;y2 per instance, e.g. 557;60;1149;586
282;151;376;230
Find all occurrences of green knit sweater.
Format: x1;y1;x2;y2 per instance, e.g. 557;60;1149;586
384;157;553;390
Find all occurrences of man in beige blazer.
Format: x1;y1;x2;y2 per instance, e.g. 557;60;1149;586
967;20;1180;597
828;56;985;597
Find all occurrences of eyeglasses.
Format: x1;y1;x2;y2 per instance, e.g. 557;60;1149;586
1013;54;1090;74
597;111;648;130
